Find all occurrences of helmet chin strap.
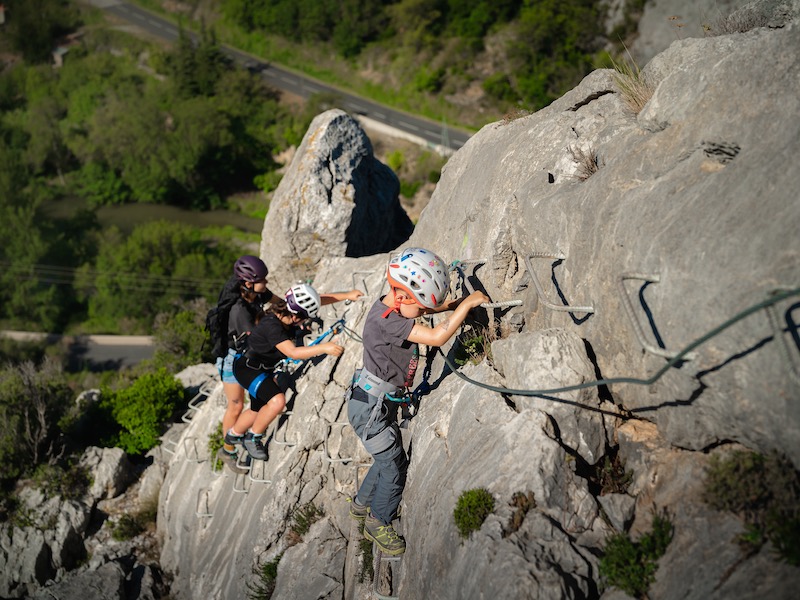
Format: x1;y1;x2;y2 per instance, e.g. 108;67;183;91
382;288;417;318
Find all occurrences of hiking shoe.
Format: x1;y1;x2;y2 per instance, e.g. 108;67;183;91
348;497;369;522
364;514;406;555
224;429;245;446
215;448;248;474
243;431;268;461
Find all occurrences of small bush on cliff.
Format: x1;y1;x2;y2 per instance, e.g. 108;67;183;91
111;498;157;541
454;488;495;539
286;502;324;546
703;449;800;565
98;369;185;455
247;553;283;600
599;510;673;598
208;422;225;472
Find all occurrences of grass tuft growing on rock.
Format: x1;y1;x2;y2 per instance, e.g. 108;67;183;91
286;502;324;546
703;449;800;565
247;553;283;600
454;488;495;539
609;47;654;114
599;510;673;599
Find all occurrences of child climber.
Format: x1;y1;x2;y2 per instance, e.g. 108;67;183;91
347;247;489;555
226;282;345;461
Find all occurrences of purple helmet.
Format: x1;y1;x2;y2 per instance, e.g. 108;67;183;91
233;255;268;283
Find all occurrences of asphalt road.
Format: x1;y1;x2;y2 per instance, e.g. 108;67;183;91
95;0;472;152
1;331;155;371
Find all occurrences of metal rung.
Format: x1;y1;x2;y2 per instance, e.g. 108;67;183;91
196;488;213;518
272;410;297;446
524;253;594;315
373;549;402;600
181;407;198;423
619;273;696;361
355;462;373;492
323;421;354;463
248;458;272;484
481;300;523;309
161;436;178;455
232;452;251;493
182;436;203;463
182;379;219;421
352;270;374;295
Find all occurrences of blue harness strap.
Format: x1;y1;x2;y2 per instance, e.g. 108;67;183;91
248;373;268;399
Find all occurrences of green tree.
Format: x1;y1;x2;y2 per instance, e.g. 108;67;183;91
76;221;235;334
0;358;72;481
99;368;185;455
3;0;80;64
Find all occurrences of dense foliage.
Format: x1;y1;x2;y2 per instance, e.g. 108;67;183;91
96;368;185;454
0;5;275;335
221;0;605;111
703;450;800;565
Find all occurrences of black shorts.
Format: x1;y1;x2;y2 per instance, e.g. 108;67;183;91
233;356;283;411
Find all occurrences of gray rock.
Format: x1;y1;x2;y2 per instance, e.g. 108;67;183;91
260;109;413;286
31;561;126;600
271;519;346;599
492;328;609;465
79;446;136;502
597;493;636;532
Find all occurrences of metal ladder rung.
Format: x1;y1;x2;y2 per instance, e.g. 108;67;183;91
196;488;214;518
352;270;374;295
182;436;204;463
373;549;402;600
620;273;696;361
355;462;373;491
161;436;178;455
323;421;354;463
231;452;251;493
272;410;297;446
524;253;594;315
248;458;272;484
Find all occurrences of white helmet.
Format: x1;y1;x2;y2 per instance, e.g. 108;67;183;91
285;282;321;319
387;247;449;309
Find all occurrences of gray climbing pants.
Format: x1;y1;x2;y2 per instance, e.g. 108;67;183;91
347;371;408;525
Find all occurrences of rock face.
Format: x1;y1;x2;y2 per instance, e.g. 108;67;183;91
156;4;800;598
259;109;414;287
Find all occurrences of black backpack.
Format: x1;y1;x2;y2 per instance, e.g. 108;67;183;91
204;275;242;359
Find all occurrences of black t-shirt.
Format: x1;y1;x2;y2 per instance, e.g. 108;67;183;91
246;313;294;367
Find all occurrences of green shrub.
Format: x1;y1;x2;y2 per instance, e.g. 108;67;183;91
454;488;495;539
32;462;92;501
599;511;673;599
100;368;185;455
703;450;800;565
247;553;283;600
111;498;158;541
209;422;225;473
358;537;374;583
287;502;324;544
